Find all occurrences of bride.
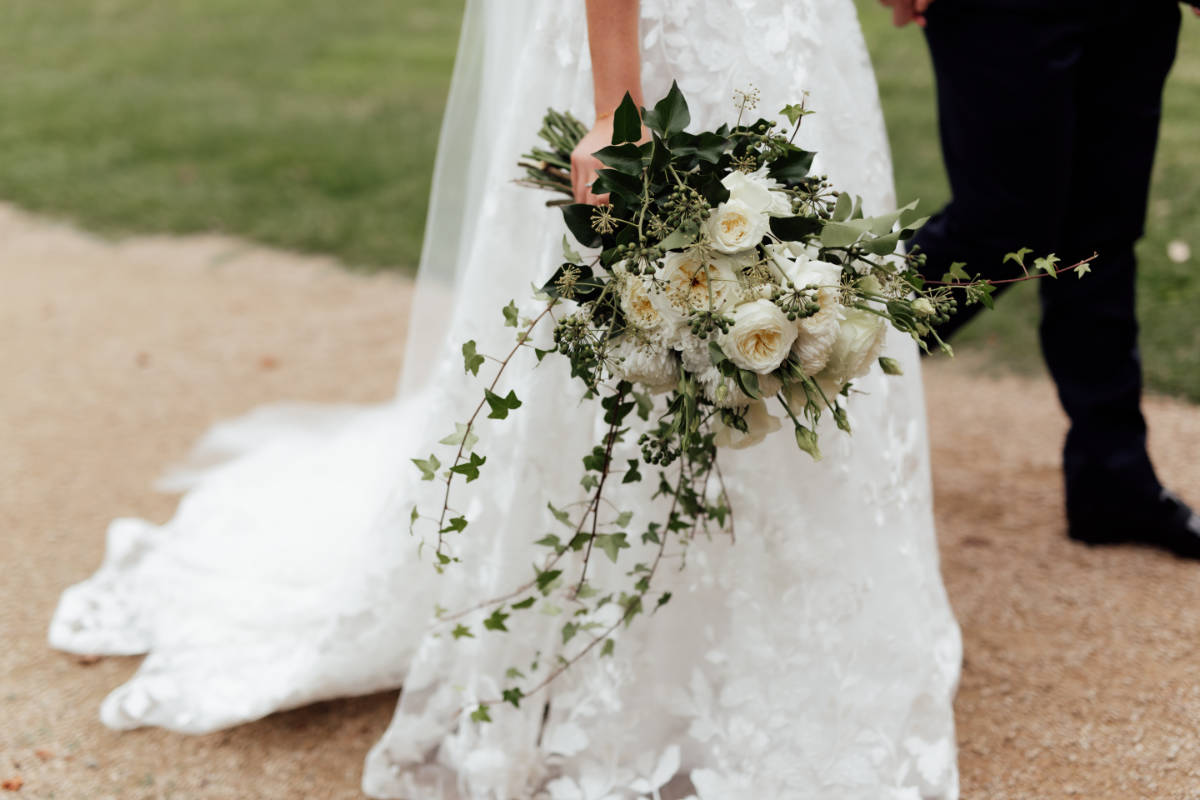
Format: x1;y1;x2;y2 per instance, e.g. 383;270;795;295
50;1;962;797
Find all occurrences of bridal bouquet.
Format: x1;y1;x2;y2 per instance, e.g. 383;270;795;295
412;84;1088;721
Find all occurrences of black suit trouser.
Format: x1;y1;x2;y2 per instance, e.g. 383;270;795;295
911;1;1182;512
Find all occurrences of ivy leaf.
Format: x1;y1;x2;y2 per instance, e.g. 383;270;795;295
600;639;616;658
562;622;578;644
470;705;492;723
595;142;644;174
511;596;536;610
536;568;563;595
595;532;631;563
485;388;523;419
1003;247;1033;269
1075;262;1092;279
769;215;822;241
561;235;582;265
409;505;419;535
657;226;694;251
547;502;573;527
506;667;526;680
439;422;478;451
622;459;643;484
615;510;634;528
462;340;485;376
535;533;562;549
452;623;474;639
449;451;487;482
561;204;602;248
779;103;814;126
502;300;519;327
611;91;642;144
502;687;525;709
440;516;468;535
483;608;510;632
1034;253;1061;278
941;261;970;283
642;80;691;137
768;146;816;183
412;454;440;481
655;592;673;610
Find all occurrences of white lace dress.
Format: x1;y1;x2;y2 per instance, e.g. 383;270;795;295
50;1;962;797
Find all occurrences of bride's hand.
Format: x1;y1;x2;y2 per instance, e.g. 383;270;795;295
571;115;616;206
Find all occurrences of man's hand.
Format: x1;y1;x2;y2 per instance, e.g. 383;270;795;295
878;0;935;27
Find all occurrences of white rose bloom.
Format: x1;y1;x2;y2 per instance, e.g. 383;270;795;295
816;307;888;390
609;337;679;394
713;400;783;450
699;367;782;409
722;167;792;218
618;271;668;334
657;250;743;317
704;198;770;254
792;287;843;376
719;299;797;374
787;259;843;292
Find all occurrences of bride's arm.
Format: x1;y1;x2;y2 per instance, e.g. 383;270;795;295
571;0;644;205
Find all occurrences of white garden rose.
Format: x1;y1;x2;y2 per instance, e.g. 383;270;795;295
792;287;842;376
618;270;667;333
719;298;797;374
703;198;770;254
712;400;782;450
657;250;743;317
722;166;792;218
816;306;888;389
608;337;679;394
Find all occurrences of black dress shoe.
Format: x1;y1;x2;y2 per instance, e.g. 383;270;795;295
1069;489;1200;559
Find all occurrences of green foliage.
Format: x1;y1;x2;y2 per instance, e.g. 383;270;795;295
484;389;522;420
462;341;485;376
411;454;440;481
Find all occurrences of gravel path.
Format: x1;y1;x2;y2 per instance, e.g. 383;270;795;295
3;202;1199;799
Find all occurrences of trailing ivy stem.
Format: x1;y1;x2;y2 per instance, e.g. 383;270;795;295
435;302;557;558
921;253;1098;287
575;387;627;595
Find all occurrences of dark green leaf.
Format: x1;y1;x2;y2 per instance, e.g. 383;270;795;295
562;204;602;248
536;568;562;595
601;639;616;657
440;516;468;534
642;80;691;137
622;459;643;484
769;215;822;241
768;146;816;183
502;687;525;709
449;451;486;482
595;142;644;174
611;92;642;144
462;340;485;376
483;608;510;632
485;388;522;420
511;596;536;610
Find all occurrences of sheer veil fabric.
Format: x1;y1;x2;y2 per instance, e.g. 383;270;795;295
49;1;962;798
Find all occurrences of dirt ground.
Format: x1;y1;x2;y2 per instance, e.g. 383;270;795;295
3;201;1200;799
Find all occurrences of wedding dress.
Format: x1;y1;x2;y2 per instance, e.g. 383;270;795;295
50;1;962;797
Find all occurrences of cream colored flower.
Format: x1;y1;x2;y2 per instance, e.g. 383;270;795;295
704;198;770;254
722;166;792;218
713;400;782;449
609;337;678;394
657;250;742;317
619;270;666;332
792;288;842;376
719;299;797;374
816;307;888;390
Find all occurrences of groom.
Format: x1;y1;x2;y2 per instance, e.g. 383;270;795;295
883;0;1200;556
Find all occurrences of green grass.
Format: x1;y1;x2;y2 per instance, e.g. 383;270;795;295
0;1;1197;399
0;0;462;269
858;3;1200;397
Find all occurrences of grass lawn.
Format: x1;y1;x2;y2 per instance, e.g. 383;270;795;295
0;1;1197;399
